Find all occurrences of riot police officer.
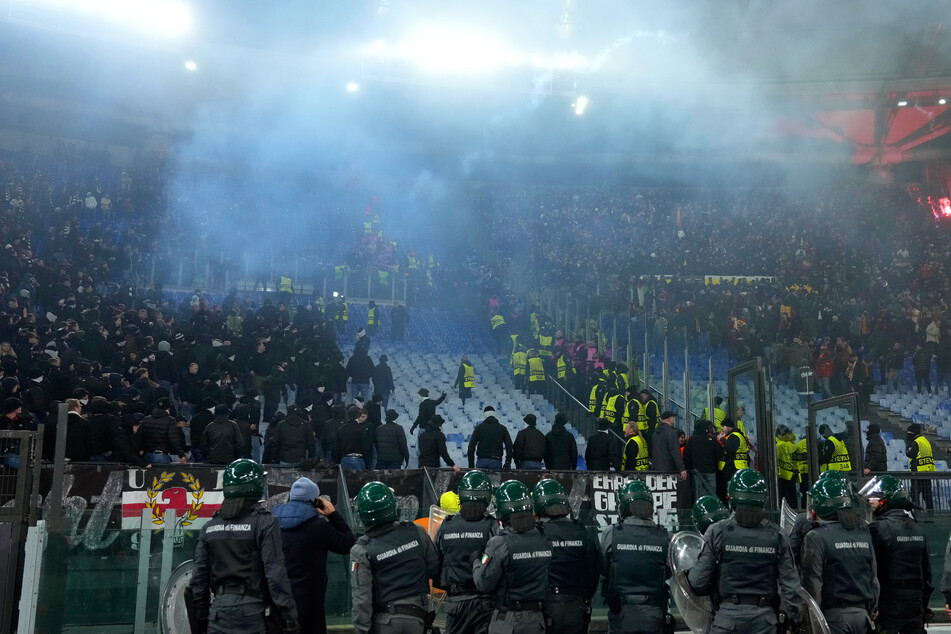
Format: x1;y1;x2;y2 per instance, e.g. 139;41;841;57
434;470;499;634
599;479;670;634
473;480;552;634
688;468;803;634
789;469;849;567
535;478;599;634
861;475;933;632
350;481;439;634
691;495;731;535
800;477;879;634
188;459;300;634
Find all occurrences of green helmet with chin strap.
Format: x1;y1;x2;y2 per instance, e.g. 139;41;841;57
727;468;768;508
860;474;911;509
533;478;568;514
458;470;494;504
692;495;731;533
223;459;266;499
616;479;652;517
356;481;398;528
810;477;853;518
494;480;533;521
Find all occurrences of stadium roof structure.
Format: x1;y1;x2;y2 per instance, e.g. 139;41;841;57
2;0;951;170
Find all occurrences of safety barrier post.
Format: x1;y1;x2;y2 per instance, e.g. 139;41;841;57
133;508;153;634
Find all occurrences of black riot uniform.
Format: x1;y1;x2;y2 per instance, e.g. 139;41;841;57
788;512;816;568
350;520;440;634
599;516;669;634
688;517;803;634
435;513;499;634
870;508;932;633
801;520;879;634
189;486;299;633
539;515;599;634
472;527;552;634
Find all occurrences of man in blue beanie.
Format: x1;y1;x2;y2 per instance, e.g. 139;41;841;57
273;477;356;634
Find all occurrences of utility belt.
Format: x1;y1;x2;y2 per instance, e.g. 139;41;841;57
497;600;545;613
447;583;478;596
377;604;430;621
215;583;262;599
549;586;583;597
724;594;776;608
609;593;666;609
823;601;871;612
888;580;922;590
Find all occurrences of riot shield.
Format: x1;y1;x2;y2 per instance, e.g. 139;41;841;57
799;588;831;634
780;499;798;535
160;559;196;634
426;504;452;612
668;531;713;634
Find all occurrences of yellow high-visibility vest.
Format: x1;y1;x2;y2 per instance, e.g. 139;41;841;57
334;265;345;280
589;385;602;413
701;407;726;431
793;437;809;482
913;436;936;472
407;255;419;270
718;432;749;471
339;303;349;322
538;334;553;358
490;315;505;330
368;307;378;326
512;351;527;376
819;436;851;472
622;435;650;471
462;364;475;388
279;276;292;293
776;438;795;481
363;220;373;234
378;270;390;286
528;357;546;382
557;356;571;380
603;394;622;424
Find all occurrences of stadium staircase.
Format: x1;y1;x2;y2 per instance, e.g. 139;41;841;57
338;303;579;468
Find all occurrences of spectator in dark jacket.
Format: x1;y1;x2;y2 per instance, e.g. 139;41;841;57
112;413;150;468
320;405;345;464
467;407;514;469
863;423;888;474
375;409;409;469
88;398;116;461
64;398;93;461
232;407;254;459
651;411;687;478
346;350;374;403
411;388;446;435
141;397;186;464
545;412;578;470
371;355;395;410
585;418;620;471
266;405;314;465
201;404;244;465
187;397;217;463
912;343;934;394
417;415;459;470
683;419;722;499
513;414;546;469
273;478;355;634
334;405;371;469
178;362;202;420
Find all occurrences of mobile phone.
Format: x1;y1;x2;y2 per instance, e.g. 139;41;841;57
315;499;325;510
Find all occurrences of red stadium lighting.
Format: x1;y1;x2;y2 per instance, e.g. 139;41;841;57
939;197;951;218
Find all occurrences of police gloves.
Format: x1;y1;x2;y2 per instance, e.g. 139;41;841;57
468;550;483;567
282;619;301;634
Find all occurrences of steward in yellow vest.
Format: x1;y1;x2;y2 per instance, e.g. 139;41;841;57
511;345;528;391
589;378;608;414
701;397;727;431
279;274;293;294
906;423;935;509
775;425;797;508
366;300;379;335
717;419;749;479
622;424;650;471
527;352;546;394
556;352;574;381
817;424;851;472
453;355;475;405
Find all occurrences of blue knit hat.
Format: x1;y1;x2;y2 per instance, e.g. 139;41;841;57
290;477;320;502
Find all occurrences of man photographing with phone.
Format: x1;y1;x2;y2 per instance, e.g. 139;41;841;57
274;477;356;634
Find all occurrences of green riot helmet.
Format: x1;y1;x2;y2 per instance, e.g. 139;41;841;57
692;495;731;534
533;478;569;517
357;481;398;528
818;469;848;482
494;480;533;522
727;468;768;508
616;479;653;519
458;470;493;504
223;458;266;499
809;477;853;518
858;474;911;510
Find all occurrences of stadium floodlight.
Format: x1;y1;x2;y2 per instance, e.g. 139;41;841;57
346;82;360;92
184;60;198;71
27;0;192;37
397;25;510;73
573;95;588;115
897;100;908;107
940;98;947;105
